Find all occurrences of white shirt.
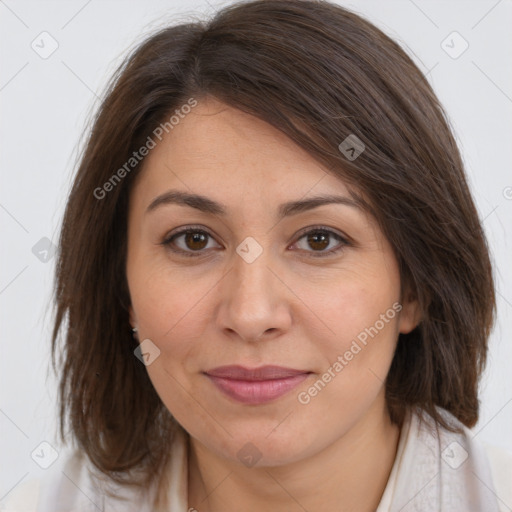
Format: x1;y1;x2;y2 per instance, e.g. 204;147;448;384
2;407;511;511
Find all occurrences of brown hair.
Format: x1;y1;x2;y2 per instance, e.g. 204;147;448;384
51;0;495;502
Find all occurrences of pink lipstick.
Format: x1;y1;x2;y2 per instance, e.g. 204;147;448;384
204;365;311;405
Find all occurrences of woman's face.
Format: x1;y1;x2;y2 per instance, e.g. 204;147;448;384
126;96;419;466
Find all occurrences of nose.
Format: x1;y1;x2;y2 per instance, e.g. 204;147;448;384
216;246;292;343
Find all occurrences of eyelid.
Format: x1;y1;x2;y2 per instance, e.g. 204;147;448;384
292;224;350;244
163;224;217;242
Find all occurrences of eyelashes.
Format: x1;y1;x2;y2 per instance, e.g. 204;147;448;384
160;224;350;259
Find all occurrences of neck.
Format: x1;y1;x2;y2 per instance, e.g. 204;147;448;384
187;399;401;512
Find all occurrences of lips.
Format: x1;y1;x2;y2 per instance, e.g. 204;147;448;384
204;365;311;404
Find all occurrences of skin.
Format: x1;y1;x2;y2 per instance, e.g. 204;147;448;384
126;96;420;512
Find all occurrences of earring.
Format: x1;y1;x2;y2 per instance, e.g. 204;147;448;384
132;326;138;339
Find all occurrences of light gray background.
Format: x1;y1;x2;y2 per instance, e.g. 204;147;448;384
1;0;511;502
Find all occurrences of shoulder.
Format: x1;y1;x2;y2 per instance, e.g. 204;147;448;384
482;440;512;512
0;448;76;511
0;478;40;511
1;429;190;512
0;449;95;512
0;449;149;512
413;407;512;512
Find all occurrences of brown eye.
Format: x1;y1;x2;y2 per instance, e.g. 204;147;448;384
162;227;221;257
293;228;348;257
183;231;208;250
306;231;330;251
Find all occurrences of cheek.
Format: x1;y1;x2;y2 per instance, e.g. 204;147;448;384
297;308;399;441
127;264;212;408
300;268;401;400
129;268;214;428
130;261;215;340
307;268;401;351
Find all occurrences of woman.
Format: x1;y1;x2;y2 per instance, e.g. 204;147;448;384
4;0;511;511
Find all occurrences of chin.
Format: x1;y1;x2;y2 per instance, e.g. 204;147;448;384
208;423;320;468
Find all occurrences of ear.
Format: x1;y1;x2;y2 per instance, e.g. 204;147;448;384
398;290;422;334
129;305;138;331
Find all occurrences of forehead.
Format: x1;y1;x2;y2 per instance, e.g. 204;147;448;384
130;97;355;212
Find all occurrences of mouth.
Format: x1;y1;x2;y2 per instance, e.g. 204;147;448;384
204;365;312;405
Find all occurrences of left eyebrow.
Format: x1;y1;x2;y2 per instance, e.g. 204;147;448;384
145;189;362;218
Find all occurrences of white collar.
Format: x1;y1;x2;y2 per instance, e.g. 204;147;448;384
377;407;500;511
